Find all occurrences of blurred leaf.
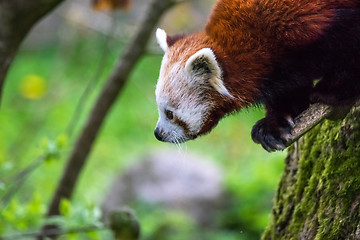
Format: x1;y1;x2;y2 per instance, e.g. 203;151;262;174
44;215;67;227
19;74;46;99
92;0;132;11
27;192;44;214
86;230;101;239
67;232;78;240
56;134;68;149
40;135;66;162
60;198;72;216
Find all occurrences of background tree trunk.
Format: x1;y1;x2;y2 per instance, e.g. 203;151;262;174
44;0;178;220
0;0;65;102
262;103;360;239
39;1;179;238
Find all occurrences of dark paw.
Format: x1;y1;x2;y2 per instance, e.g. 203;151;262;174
251;115;294;152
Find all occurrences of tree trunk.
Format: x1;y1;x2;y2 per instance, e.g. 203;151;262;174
0;0;65;102
262;103;360;239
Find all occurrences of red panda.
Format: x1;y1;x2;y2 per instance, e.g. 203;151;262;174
154;0;360;151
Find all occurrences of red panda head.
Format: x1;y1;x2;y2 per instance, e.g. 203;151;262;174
154;29;234;143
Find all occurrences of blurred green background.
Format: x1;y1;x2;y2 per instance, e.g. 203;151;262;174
0;1;286;239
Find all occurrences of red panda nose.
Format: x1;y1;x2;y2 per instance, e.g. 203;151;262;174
154;127;165;142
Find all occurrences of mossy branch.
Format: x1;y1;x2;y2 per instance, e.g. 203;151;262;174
283;102;356;149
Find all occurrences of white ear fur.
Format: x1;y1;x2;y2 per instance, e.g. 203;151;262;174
156;28;168;52
185;48;233;98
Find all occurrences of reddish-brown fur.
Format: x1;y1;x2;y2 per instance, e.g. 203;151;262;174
205;0;357;103
167;1;350;107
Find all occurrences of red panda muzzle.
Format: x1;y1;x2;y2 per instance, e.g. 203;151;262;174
154;127;165;142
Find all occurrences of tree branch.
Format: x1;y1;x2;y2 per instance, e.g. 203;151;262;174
41;0;178;236
0;226;106;240
1;208;140;240
283;102;356;149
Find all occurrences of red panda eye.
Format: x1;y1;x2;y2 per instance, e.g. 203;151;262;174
165;110;174;120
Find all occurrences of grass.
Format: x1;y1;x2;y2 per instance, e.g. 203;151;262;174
0;32;286;239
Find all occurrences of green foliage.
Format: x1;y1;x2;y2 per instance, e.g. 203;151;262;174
0;32;285;240
47;199;103;229
0;191;45;234
40;134;68;162
139;206;196;240
45;199;105;240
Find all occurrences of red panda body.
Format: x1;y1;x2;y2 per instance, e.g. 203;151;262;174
154;0;360;151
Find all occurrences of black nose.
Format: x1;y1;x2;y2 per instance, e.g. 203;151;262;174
154;128;164;141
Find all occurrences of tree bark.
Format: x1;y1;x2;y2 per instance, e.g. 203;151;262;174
0;0;65;102
262;102;360;239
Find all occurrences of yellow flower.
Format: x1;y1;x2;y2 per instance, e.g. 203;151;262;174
20;74;47;99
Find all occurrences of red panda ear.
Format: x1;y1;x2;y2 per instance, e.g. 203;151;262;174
156;28;186;52
156;28;168;52
185;48;233;98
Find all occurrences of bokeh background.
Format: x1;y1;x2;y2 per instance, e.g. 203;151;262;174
0;0;286;239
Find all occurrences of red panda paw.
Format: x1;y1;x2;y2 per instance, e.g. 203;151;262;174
251;115;294;152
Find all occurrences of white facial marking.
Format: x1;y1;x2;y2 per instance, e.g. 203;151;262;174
155;52;211;143
156;28;168;52
154;42;232;143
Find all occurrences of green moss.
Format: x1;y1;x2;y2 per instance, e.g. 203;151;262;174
263;105;360;239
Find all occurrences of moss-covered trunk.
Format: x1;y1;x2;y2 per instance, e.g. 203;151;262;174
262;104;360;240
